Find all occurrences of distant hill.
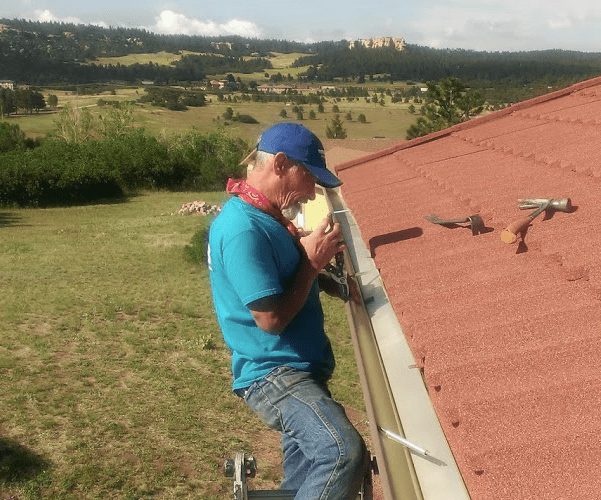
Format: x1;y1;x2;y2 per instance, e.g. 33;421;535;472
2;18;601;86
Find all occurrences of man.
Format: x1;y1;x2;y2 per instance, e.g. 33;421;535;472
208;123;368;499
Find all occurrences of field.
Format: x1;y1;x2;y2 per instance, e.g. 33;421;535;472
5;49;419;142
0;191;367;499
91;50;207;67
89;51;312;81
0;50;389;498
9;87;418;144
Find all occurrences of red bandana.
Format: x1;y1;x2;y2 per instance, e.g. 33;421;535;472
226;178;300;241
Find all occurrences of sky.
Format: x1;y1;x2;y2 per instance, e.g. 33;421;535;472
4;0;601;53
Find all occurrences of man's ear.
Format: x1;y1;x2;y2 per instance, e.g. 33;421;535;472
272;152;290;177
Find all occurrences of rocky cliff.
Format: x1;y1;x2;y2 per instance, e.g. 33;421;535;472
348;37;406;51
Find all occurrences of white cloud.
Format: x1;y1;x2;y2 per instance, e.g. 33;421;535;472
149;10;262;38
34;9;82;25
33;9;108;28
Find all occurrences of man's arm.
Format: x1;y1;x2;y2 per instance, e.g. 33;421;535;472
250;216;345;334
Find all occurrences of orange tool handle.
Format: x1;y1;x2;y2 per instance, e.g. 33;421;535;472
500;216;533;244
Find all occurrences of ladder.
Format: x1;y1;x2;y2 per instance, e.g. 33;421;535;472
224;451;377;500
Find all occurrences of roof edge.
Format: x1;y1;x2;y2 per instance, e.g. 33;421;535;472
325;190;470;500
334;75;601;173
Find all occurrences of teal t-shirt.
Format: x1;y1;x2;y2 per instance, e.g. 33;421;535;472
208;197;335;390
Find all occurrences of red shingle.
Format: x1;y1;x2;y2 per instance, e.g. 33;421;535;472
333;76;601;500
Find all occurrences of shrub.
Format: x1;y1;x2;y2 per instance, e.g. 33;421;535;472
184;225;210;266
0;130;248;207
0;122;27;152
0;141;123;207
234;114;259;124
167;130;247;190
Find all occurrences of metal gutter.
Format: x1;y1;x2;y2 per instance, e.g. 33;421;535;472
326;189;470;500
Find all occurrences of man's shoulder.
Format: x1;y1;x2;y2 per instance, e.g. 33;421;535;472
210;198;270;247
214;198;277;233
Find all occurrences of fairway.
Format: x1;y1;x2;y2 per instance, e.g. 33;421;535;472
0;191;366;499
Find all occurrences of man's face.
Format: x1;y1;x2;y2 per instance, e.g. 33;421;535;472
281;160;317;216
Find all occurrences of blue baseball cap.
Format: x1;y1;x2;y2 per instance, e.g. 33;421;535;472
241;123;342;188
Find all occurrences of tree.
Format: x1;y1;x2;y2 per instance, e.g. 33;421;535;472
0;88;15;117
223;107;234;120
279;109;287;118
309;110;316;120
332;104;339;113
358;113;367;123
30;91;46;113
406;77;484;140
53;104;96;142
98;101;138;139
325;114;347;139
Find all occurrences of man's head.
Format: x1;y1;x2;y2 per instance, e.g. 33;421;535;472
241;123;342;189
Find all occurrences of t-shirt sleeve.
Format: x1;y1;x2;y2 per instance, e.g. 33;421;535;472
222;229;283;306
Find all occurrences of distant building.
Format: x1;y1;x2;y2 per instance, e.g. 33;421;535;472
209;80;228;89
0;80;14;90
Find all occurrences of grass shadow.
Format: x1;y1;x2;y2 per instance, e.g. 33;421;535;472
0;212;24;228
0;437;51;484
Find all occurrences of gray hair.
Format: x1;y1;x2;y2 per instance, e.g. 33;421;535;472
254;150;302;173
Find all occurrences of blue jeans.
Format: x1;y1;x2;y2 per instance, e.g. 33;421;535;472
241;366;369;500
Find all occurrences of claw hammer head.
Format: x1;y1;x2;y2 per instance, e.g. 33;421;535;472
501;197;571;243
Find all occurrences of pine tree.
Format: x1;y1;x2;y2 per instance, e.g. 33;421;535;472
326;114;347;139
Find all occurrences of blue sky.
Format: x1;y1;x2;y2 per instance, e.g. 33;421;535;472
5;0;601;52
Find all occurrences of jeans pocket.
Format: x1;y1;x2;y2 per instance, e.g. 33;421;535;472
244;378;284;432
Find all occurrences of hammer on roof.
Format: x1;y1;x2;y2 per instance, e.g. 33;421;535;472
500;198;572;244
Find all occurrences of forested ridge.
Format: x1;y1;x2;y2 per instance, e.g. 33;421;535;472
2;18;601;86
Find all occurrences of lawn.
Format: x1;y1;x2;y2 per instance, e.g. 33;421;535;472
0;191;366;499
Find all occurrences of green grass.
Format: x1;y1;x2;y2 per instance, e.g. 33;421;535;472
0;191;366;499
90;51;205;67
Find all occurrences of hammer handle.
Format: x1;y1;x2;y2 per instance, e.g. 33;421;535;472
500;216;533;244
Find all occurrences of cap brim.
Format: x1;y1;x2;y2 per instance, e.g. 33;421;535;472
303;164;342;189
240;148;258;167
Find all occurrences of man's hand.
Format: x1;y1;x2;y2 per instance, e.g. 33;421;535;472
300;215;346;272
250;215;346;334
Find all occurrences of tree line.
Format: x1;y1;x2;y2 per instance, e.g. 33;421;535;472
293;44;601;83
3;18;601;87
0;88;47;116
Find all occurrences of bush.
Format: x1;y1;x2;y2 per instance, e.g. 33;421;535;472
184;225;211;266
167;130;247;190
0;123;27;152
0;141;123;207
0;130;248;207
234;114;259;124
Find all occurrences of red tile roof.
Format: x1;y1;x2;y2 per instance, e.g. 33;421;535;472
333;76;601;500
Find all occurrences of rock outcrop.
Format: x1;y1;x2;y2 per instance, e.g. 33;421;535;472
348;37;406;51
